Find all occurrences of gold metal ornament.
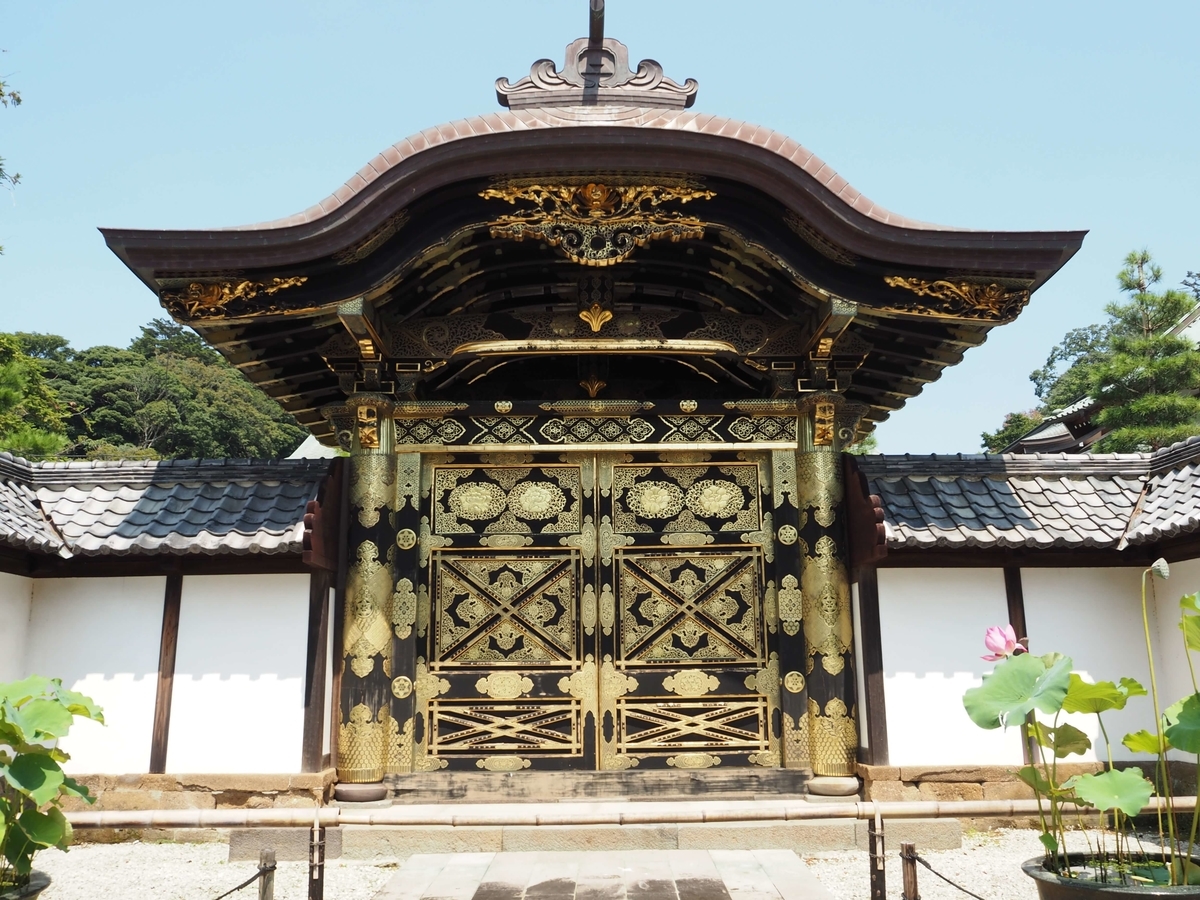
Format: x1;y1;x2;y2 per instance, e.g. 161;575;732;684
392;577;418;639
662;670;721;697
480;179;716;267
796;452;842;528
475;672;534;700
391;676;413;699
338;703;384;783
476;756;531;771
396;529;417;550
801;536;853;676
778;574;802;637
344;540;394;678
667;752;721;769
784;671;806;694
579;303;614;333
809;697;858;777
882;276;1031;323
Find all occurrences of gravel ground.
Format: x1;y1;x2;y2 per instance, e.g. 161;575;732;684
34;842;396;900
804;829;1049;900
28;829;1065;900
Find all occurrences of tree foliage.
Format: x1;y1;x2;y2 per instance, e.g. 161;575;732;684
983;250;1200;452
0;335;68;459
4;320;306;460
981;409;1044;453
0;66;21;256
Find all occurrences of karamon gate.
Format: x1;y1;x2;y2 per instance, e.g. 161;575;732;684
101;17;1083;793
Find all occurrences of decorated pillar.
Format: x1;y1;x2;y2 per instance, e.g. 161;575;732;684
337;395;400;785
796;393;867;781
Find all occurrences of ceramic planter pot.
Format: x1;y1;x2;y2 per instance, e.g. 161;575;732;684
1024;855;1200;899
0;872;51;900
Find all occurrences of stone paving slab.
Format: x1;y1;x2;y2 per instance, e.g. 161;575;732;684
372;850;834;900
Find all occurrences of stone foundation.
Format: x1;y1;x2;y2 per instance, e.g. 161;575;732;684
63;770;337;843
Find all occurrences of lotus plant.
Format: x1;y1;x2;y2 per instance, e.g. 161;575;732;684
963;557;1200;885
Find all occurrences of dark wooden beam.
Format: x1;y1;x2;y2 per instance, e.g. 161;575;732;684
301;569;333;773
879;547;1154;569
1003;566;1035;765
329;453;352;772
149;574;183;774
0;552;311;580
856;566;889;766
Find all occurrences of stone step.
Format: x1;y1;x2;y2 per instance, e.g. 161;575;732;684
370;850;837;900
384;770;814;804
227;798;962;861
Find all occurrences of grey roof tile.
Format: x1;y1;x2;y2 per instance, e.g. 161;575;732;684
0;452;332;559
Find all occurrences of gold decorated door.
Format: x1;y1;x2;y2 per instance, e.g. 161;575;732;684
417;451;780;772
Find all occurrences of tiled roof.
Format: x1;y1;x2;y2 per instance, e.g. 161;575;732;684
856;443;1200;551
0;454;332;559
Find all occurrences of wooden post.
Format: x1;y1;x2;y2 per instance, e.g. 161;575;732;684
259;849;275;900
868;817;886;900
901;842;919;900
149;573;183;774
309;811;326;900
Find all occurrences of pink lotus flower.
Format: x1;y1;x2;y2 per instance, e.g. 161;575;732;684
982;624;1026;661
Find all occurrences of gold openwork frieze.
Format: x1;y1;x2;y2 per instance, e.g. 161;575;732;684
160;276;307;320
881;276;1031;323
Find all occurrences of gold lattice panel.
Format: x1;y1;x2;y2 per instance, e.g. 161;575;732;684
617;697;769;755
428;699;582;758
432;551;580;667
616;549;763;666
432;465;583;535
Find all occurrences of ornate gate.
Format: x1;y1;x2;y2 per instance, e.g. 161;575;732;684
414;451;780;772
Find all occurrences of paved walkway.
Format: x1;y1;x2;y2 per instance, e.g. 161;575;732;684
372;850;834;900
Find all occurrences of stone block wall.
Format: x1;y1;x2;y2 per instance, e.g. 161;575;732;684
62;770;336;843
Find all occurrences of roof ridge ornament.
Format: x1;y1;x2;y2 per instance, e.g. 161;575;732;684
495;24;698;110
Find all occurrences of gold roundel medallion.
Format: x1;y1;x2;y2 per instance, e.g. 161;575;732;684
783;671;806;694
396;529;417;550
391;676;413;699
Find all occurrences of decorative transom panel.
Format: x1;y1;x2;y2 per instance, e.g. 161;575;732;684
611;463;760;534
617;698;769;755
433;465;582;535
428;699;582;757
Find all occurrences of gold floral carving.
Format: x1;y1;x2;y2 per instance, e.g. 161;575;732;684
778;574;803;637
783;710;811;769
813;401;836;447
448;482;507;520
391;676;413;699
667;752;721;769
599;583;615;636
796;453;842;528
581;583;598;636
685;480;743;518
881;276;1031;323
338;703;384;783
344;541;393;678
392;578;418;639
662;670;720;697
626;481;685;519
801;536;853;676
161;276;308;319
559;515;596;567
475;672;534;700
351;454;395;528
480;180;716;267
764;579;778;634
809;697;858;777
419;516;450;568
356;406;380;450
384;711;414;775
508;481;567;519
476;756;531;772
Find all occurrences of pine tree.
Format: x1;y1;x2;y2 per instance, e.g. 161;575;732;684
1089;251;1200;451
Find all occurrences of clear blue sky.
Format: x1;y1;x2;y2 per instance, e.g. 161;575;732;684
3;1;1198;453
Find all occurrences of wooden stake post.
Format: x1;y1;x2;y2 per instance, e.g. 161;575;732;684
901;842;919;900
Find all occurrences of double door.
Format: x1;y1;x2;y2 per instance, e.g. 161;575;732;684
416;450;780;771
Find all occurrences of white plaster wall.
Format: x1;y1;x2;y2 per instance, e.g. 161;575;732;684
24;577;165;774
877;568;1024;766
1154;557;1200;757
167;574;309;774
1022;568;1166;762
0;572;32;683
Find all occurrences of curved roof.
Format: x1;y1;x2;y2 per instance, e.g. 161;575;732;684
100;34;1087;444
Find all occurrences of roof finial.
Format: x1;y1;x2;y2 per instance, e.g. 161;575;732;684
589;0;605;45
495;0;697;111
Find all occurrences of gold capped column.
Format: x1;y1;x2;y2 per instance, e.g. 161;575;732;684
796;393;867;779
337;395;399;784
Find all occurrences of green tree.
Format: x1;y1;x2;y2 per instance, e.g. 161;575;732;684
1030;324;1111;410
846;433;879;455
1089;251;1200;451
981;409;1044;453
14;320;306;459
0;335;68;459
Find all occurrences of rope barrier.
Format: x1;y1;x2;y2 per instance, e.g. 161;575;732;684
210;862;275;900
902;848;990;900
